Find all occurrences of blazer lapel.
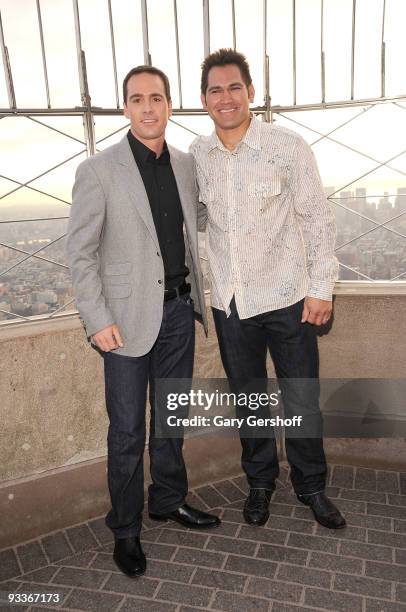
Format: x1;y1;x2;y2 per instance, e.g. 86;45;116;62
116;136;160;249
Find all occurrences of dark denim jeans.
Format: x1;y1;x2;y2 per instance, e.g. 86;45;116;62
212;297;327;496
103;293;195;538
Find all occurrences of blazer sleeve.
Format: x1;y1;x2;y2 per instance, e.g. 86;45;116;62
66;159;115;337
197;197;208;234
189;141;208;233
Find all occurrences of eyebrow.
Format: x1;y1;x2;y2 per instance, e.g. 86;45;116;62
207;82;243;92
128;92;164;99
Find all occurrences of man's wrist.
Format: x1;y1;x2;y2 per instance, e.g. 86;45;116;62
307;280;335;302
305;295;332;303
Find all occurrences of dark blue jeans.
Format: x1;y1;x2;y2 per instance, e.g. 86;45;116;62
212;297;327;496
103;293;195;538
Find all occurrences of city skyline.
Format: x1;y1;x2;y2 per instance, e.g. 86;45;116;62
1;183;406;322
1;0;406;322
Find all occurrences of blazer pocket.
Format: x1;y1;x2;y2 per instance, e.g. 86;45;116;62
104;284;132;299
105;262;132;275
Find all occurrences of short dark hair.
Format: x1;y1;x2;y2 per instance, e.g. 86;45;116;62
123;65;171;104
200;48;252;95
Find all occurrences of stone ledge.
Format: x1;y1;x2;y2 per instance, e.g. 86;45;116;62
0;437;242;549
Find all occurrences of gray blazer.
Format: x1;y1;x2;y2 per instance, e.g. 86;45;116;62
67;135;208;357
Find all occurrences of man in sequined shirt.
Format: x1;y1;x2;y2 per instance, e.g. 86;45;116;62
191;49;346;530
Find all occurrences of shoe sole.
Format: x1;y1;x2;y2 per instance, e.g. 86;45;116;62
312;510;347;529
113;554;146;578
313;515;347;529
149;514;221;529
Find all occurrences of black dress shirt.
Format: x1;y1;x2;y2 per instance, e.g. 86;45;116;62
127;130;189;290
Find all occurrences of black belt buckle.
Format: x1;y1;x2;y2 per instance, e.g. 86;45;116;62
164;282;190;302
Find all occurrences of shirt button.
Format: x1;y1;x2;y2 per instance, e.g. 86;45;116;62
158;279;162;284
160;185;164;191
164;212;168;217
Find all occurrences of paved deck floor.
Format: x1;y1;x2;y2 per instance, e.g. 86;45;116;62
0;463;405;612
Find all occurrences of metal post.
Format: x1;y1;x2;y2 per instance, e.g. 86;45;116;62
79;50;96;156
203;0;210;58
263;0;271;123
351;0;356;100
381;0;386;98
72;0;95;156
36;0;51;108
292;0;296;106
141;0;151;66
0;8;16;108
265;55;272;123
231;0;236;50
321;0;325;103
72;0;83;90
173;0;183;108
107;0;120;108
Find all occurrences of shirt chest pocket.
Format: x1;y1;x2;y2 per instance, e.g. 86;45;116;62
247;174;282;213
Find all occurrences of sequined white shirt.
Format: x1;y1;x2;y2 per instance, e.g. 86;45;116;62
190;117;338;319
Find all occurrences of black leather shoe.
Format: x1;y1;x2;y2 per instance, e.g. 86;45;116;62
149;503;221;529
243;488;273;526
298;491;346;529
113;536;146;577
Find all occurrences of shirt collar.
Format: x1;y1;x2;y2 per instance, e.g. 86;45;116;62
127;130;170;165
207;115;262;153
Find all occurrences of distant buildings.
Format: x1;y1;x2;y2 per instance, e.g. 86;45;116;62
0;220;73;321
0;187;405;320
331;185;406;280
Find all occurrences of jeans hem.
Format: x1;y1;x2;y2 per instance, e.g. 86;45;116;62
295;488;325;497
110;528;142;539
148;498;186;516
246;482;276;492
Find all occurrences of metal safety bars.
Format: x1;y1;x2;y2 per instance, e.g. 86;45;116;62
0;0;405;325
1;0;404;115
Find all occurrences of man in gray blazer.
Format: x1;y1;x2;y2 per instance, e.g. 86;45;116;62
67;65;220;579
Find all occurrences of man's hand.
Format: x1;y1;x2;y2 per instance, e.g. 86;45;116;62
301;297;332;326
91;324;124;352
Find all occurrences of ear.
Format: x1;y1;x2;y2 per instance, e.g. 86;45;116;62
201;93;207;110
168;99;173;117
123;103;129;119
248;84;255;103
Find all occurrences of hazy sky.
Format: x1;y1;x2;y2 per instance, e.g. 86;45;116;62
1;0;406;213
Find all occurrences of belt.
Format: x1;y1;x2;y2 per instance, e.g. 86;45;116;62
163;281;190;302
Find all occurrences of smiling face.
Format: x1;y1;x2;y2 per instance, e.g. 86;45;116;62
201;64;254;132
124;72;172;147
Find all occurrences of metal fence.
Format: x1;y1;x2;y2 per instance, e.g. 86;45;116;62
1;0;406;323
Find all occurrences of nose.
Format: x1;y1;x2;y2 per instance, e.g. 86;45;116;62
143;99;153;113
220;88;233;104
